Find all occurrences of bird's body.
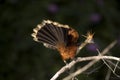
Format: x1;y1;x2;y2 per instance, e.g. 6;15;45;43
31;20;79;62
57;43;78;61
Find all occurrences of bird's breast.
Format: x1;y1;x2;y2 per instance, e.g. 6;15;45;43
57;44;78;60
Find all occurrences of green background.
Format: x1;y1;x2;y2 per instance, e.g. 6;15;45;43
0;0;120;80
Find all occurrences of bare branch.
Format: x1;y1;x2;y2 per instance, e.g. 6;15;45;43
106;60;120;70
77;32;94;54
51;40;117;80
50;56;120;80
63;40;117;80
98;48;120;78
113;61;120;73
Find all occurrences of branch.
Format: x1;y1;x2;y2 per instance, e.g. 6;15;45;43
63;40;117;80
50;56;120;80
50;40;117;80
77;31;94;54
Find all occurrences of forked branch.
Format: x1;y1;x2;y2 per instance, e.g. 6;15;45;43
51;40;119;80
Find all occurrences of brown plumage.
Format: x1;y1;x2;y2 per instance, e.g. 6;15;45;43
31;20;79;62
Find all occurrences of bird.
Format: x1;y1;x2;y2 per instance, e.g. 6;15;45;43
31;20;81;63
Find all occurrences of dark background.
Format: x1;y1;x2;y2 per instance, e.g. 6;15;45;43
0;0;120;80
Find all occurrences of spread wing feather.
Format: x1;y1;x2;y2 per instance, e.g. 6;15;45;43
31;20;70;49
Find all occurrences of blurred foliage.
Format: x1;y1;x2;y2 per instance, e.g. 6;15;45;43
0;0;120;80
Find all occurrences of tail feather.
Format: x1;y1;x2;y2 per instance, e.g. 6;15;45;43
44;24;58;41
47;23;64;43
31;20;70;49
37;32;56;46
45;23;59;41
37;28;57;45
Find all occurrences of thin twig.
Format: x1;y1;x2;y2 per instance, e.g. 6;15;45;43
97;48;120;78
107;60;120;69
85;63;104;75
113;61;120;73
77;32;94;54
